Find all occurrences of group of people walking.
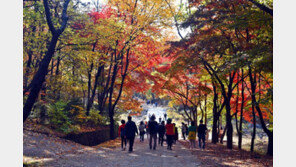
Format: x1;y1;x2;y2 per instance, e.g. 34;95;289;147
118;114;207;153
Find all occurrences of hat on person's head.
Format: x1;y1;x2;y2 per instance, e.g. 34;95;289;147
167;118;172;124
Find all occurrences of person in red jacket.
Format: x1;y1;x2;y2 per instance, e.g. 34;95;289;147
165;118;175;150
118;120;126;151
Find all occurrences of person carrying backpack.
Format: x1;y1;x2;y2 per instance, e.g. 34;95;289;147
148;115;158;150
118;120;126;151
124;116;138;153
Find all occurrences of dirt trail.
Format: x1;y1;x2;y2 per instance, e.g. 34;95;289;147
24;130;201;167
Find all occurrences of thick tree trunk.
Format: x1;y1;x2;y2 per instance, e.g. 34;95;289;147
267;133;273;156
23;34;59;122
212;114;219;144
211;83;219;144
23;0;70;122
109;108;115;139
226;99;233;149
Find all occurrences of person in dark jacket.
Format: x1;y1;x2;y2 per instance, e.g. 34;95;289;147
148;115;158;150
197;120;207;149
124;116;138;152
158;121;166;146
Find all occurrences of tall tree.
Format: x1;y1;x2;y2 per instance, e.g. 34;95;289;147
23;0;71;122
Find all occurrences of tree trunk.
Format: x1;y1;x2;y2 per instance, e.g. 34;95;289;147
23;0;70;122
249;65;273;156
250;102;256;152
238;69;244;149
220;125;227;144
23;34;59;122
225;98;233;149
86;65;103;115
211;82;219;144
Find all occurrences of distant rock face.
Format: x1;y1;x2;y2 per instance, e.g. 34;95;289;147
65;128;118;146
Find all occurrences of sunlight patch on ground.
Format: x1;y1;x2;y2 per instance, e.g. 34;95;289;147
128;153;139;157
23;156;54;164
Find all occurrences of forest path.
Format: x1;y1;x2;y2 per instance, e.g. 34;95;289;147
24;130;202;167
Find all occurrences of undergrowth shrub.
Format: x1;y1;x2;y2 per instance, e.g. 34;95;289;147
47;99;107;134
87;109;106;126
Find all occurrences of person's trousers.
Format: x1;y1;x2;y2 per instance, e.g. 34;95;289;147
140;131;145;141
198;134;206;149
158;134;164;146
166;135;174;149
149;133;157;149
189;139;196;148
182;132;186;140
127;136;135;151
121;136;127;149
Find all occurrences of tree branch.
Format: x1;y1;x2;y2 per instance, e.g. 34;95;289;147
248;0;273;16
43;0;57;34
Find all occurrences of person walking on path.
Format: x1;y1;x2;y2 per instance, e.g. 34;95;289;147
173;123;179;144
158;121;166;146
188;121;197;149
118;120;127;151
139;121;146;142
164;113;167;121
165;118;175;150
181;122;187;140
124;116;138;153
148;115;158;150
197;120;207;149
